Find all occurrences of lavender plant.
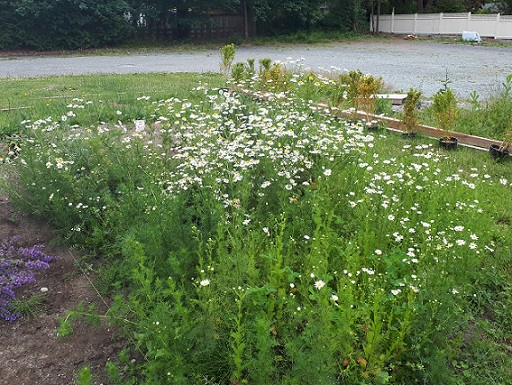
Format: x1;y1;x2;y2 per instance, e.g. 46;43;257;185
0;236;55;321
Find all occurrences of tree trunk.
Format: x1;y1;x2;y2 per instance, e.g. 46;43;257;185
376;0;380;34
243;0;249;39
417;0;433;10
174;7;190;40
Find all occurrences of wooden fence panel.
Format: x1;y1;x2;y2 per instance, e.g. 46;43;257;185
143;15;244;41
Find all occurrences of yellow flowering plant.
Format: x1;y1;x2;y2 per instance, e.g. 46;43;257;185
401;88;422;135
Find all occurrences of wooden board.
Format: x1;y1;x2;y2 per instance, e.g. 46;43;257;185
316;103;503;152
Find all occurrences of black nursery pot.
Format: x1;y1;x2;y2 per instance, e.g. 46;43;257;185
401;131;416;139
365;121;380;132
439;136;458;150
489;144;510;160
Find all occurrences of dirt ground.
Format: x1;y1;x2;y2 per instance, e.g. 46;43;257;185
0;194;126;385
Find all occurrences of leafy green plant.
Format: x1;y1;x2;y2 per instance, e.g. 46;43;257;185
258;58;272;73
75;366;94;385
10;292;46;318
481;74;512;139
497;119;512;153
246;58;255;75
219;44;236;76
231;61;248;83
106;349;140;385
57;303;103;337
1;133;26;163
498;120;512;152
230;58;257;84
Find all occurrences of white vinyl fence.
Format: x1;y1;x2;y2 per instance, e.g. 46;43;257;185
372;12;512;39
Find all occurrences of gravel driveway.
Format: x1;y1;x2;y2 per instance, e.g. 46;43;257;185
1;39;511;99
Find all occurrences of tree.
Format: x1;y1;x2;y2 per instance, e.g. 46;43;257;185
366;0;391;33
242;0;325;35
463;0;487;11
384;0;419;13
429;0;466;12
381;0;488;13
127;0;240;39
0;1;21;49
496;0;512;13
322;0;368;32
417;0;433;10
12;0;134;50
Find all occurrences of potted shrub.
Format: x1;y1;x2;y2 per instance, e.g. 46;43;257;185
432;87;458;150
401;88;422;137
489;121;512;160
346;70;363;122
359;73;384;129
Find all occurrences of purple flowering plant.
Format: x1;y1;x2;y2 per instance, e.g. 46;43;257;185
0;236;55;321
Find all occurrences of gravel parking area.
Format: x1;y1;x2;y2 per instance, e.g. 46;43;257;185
1;38;511;99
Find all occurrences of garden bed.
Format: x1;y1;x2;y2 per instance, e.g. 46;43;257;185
1;70;511;384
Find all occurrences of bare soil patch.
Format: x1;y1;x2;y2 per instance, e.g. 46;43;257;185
0;195;125;385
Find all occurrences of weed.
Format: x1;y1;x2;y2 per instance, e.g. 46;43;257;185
10;292;46;318
74;366;94;385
